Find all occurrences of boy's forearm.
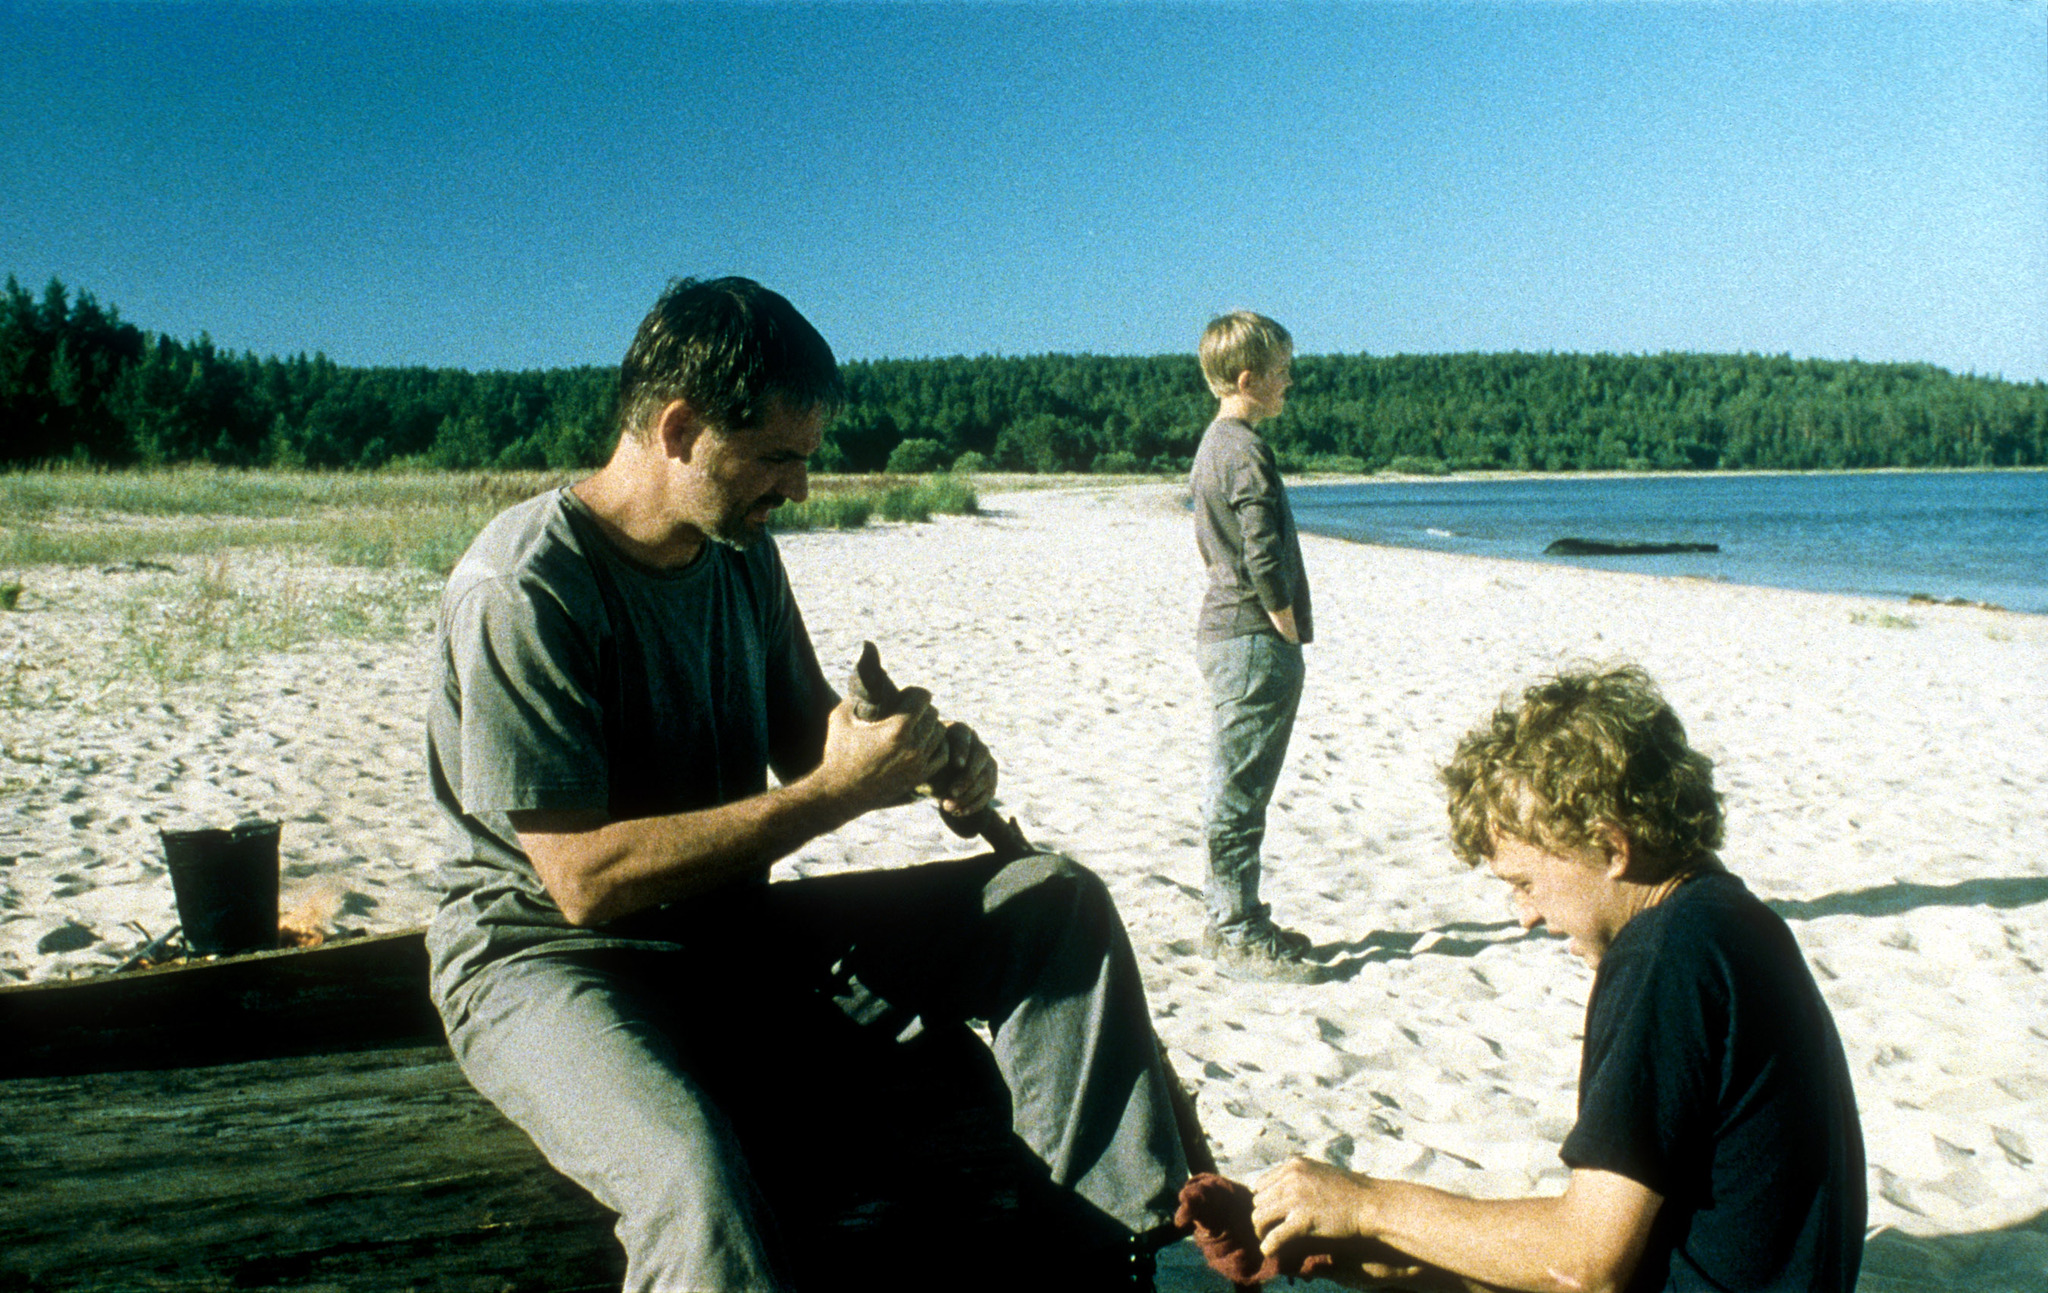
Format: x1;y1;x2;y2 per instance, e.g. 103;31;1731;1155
1358;1173;1653;1293
1358;1183;1598;1293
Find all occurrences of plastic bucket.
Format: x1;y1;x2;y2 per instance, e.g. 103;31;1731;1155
161;819;281;956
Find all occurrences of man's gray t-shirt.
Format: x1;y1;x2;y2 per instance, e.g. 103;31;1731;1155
1189;417;1314;644
424;487;835;1016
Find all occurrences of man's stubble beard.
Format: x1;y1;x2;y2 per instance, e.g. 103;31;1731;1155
703;497;782;551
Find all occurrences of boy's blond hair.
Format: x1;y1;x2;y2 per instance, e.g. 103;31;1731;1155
1199;311;1293;398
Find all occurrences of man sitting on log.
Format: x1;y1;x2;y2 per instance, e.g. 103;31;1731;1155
424;276;1189;1292
1247;665;1866;1292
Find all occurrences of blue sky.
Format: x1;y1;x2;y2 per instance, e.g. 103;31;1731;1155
4;1;2044;380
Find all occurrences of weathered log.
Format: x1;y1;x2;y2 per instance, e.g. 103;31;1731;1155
1;929;442;1080
0;932;1138;1291
1;1045;623;1291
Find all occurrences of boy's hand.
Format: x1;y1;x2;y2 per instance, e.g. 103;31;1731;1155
1267;605;1301;644
1253;1156;1374;1254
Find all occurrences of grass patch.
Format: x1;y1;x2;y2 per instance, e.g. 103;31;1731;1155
2;468;980;573
0;514;499;574
1848;610;1918;629
112;558;426;691
770;493;875;532
770;476;978;533
0;468;535;573
906;475;980;517
0;466;569;520
3;519;318;568
316;511;503;572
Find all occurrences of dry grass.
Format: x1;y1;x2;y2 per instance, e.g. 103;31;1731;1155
0;467;984;701
1;467;982;569
0;467;547;574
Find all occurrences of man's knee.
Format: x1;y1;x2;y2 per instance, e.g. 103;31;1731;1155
987;850;1115;919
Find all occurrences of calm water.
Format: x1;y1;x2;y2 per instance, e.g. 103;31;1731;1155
1290;470;2048;615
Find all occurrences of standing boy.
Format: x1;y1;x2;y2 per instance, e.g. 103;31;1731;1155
1189;311;1318;982
1251;666;1866;1292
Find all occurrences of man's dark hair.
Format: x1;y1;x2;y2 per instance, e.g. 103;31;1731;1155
616;277;844;441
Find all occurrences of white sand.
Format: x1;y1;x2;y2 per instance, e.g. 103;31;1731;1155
4;482;2045;1290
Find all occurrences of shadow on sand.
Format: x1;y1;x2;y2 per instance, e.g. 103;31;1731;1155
1142;872;1546;983
1857;1211;2048;1293
1769;875;2048;922
1152;871;2048;983
1311;920;1541;981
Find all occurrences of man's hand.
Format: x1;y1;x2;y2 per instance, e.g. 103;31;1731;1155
812;689;950;818
936;721;998;818
1253;1157;1374;1255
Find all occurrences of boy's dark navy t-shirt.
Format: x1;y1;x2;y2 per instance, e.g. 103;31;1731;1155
1561;871;1866;1292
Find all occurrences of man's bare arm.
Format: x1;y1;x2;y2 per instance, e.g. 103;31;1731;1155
516;693;950;926
1254;1159;1661;1293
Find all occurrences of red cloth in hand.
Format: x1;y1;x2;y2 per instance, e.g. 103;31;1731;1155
1173;1172;1338;1286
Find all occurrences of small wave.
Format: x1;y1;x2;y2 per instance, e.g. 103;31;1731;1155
1425;527;1459;538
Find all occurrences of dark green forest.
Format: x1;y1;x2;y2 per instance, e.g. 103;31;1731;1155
6;276;2044;475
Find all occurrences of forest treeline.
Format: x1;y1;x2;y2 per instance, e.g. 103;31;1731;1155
6;276;2045;475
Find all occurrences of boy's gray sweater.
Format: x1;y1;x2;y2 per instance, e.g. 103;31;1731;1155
1189;416;1315;645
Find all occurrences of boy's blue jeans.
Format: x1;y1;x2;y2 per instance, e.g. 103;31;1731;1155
1196;631;1305;941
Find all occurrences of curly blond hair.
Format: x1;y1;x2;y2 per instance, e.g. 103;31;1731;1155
1441;665;1723;878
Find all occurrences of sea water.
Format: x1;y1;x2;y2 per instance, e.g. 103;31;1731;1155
1289;470;2048;615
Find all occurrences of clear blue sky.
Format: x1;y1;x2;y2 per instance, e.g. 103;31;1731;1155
4;1;2044;380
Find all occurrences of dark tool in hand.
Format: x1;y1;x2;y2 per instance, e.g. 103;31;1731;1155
846;641;1035;862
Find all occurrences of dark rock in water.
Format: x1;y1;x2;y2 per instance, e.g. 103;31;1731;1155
1907;593;2006;611
1545;537;1720;557
37;921;98;954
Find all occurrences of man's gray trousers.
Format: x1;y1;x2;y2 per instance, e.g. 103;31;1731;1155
440;852;1189;1292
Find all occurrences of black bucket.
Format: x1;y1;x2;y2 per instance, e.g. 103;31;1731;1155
161;819;281;956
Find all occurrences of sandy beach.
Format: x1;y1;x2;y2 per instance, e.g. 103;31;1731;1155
4;481;2045;1290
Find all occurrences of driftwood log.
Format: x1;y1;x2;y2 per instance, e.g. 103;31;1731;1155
0;929;1179;1291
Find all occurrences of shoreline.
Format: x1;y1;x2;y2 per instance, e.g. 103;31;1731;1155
1277;469;2048;618
1290;528;2048;620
